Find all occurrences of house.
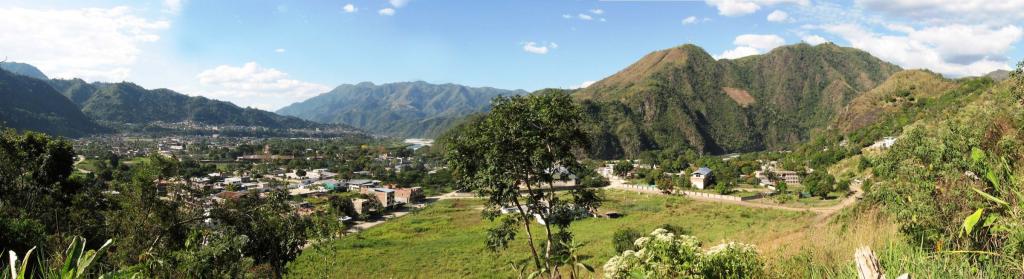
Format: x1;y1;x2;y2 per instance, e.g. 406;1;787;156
344;179;380;191
754;170;801;187
393;187;424;204
360;187;396;208
352;198;372;215
868;136;897;150
690;167;713;189
320;179;343;191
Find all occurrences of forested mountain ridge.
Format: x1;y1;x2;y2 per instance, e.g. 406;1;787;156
0;62;49;80
574;43;902;158
47;80;328;129
0;68;106;137
277;81;527;138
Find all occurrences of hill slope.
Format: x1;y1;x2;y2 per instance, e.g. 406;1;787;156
575;43;902;158
0;69;105;137
46;79;334;130
277;81;527;137
0;62;49;80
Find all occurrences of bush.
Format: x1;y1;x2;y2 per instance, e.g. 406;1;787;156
603;229;763;279
612;228;644;253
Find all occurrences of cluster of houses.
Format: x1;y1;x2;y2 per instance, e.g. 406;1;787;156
753;160;801;190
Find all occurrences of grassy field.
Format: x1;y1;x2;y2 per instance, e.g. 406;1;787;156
287;190;815;278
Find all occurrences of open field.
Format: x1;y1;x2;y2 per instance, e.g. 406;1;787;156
287;190;815;278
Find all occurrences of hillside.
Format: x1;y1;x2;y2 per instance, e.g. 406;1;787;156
834;70;956;134
0;62;48;80
277;81;527;138
0;68;105;137
575;43;902;158
46;79;336;130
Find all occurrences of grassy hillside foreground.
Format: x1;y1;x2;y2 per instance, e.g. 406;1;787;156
287;190;816;278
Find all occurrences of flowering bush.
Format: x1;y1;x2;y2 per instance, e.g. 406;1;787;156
602;229;763;278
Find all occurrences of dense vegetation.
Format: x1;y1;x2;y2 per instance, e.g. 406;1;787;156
0;130;333;278
47;78;335;130
0;61;49;80
277;81;526;137
0;68;106;137
575;43;901;158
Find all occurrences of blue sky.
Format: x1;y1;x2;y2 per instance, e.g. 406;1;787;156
2;0;1023;109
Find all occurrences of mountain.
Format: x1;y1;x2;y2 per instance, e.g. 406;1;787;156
834;70;955;134
574;43;902;158
985;69;1011;82
277;81;527;138
0;62;48;80
0;68;105;137
45;79;333;129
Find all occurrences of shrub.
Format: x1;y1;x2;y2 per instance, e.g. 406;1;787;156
612;228;644;253
603;229;763;279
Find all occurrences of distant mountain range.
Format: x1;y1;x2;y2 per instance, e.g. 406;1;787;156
0;67;106;137
0;62;352;137
574;43;902;158
277;81;527;138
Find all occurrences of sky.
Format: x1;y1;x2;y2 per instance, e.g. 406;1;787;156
1;0;1023;110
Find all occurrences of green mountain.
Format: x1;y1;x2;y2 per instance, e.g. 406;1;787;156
0;68;105;137
277;81;527;138
574;43;902;158
45;79;338;130
0;62;49;80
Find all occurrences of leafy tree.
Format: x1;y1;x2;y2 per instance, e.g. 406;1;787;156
213;190;310;278
775;181;788;194
442;91;602;278
612;161;634;177
612;228;643;253
803;171;834;198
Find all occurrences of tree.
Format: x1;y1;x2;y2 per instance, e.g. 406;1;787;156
655;177;675;194
213;190;310;278
442;91;602;278
613;160;634;177
803;172;834;198
612;228;643;253
775;181;788;194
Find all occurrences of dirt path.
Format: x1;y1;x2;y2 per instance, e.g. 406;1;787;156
605;177;864;224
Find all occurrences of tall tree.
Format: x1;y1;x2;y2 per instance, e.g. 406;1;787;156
442;90;602;278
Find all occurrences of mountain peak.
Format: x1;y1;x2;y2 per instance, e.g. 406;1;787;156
0;62;48;80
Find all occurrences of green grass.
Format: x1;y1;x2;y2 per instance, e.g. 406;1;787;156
287;190;815;278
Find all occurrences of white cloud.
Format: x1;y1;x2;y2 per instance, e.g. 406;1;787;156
705;0;808;16
523;42;558;55
163;0;184;14
718;47;762;59
343;4;357;13
717;34;786;59
801;35;828;45
378;8;395;16
734;34;786;50
574;80;597;89
562;14;572;19
578;13;593;20
196;62;329;110
0;6;169;81
855;0;1024;25
389;0;410;8
819;23;1022;77
682;16;699;25
766;10;789;22
591;9;604;15
274;48;286;53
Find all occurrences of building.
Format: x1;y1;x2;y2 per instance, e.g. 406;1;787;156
393;187;424;204
690;167;713;189
360;187;396;208
344;179;380;191
352;198;372;215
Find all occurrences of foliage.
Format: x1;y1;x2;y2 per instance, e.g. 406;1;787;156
277;81;527;138
612;228;644;253
803;172;835;198
0;68;105;137
441;90;602;278
602;228;763;279
2;236;119;279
